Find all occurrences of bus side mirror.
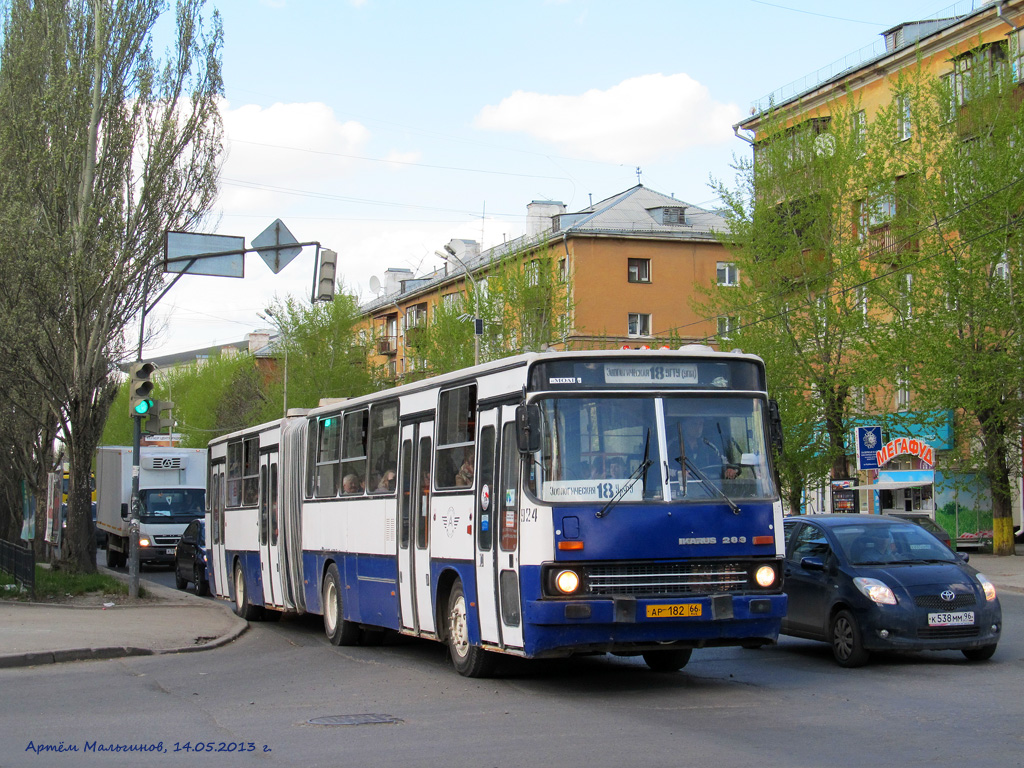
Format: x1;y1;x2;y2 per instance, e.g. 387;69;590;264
768;399;784;454
120;502;129;521
515;404;541;454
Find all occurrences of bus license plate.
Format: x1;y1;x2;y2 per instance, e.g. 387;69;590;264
647;603;702;618
928;611;974;627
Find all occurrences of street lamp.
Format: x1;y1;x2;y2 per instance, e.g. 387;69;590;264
259;309;288;416
437;244;482;366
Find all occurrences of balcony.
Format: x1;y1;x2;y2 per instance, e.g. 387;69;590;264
377;336;397;356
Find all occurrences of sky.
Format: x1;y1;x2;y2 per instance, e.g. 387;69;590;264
145;0;978;356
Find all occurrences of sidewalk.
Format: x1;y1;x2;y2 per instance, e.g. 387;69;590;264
0;567;247;669
1;553;1020;669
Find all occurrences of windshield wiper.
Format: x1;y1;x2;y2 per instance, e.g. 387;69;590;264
596;429;651;519
672;421;740;514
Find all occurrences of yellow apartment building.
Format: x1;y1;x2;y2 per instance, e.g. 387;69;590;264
359;185;738;378
735;0;1024;538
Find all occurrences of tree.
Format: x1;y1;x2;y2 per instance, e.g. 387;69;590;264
875;56;1024;555
707;98;887;512
0;0;224;571
408;240;573;376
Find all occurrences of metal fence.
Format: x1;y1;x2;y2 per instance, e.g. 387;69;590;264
0;538;35;597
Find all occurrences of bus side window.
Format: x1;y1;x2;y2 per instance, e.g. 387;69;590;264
477;426;495;551
499;423;519;552
435;385;476;489
340;410;368;495
368;402;399;494
315;415;340;498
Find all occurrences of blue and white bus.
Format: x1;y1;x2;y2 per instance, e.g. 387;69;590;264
206;346;787;676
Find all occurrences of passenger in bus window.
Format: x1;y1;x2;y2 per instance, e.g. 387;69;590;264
455;449;474;487
342;474;364;494
376;466;397;492
606;456;628;479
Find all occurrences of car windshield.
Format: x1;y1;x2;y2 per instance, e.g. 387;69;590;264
832;522;956;565
527;394;775;503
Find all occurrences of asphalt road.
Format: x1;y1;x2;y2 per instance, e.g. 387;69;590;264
2;587;1021;768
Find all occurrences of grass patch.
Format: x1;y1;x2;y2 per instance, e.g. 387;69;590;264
1;565;130;601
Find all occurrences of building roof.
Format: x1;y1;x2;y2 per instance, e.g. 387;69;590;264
743;0;1001;121
359;184;728;315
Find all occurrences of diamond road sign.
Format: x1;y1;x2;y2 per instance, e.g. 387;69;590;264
253;219;302;274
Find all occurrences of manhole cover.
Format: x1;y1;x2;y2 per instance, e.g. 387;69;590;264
308;714;402;726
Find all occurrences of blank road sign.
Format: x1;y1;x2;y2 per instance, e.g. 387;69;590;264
253;219;302;274
164;231;245;278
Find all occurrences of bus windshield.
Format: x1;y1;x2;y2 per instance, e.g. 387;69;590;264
528;395;775;503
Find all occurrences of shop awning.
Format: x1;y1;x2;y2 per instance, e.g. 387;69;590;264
855;480;932;491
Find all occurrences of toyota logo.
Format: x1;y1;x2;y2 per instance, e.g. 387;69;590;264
940;589;956;602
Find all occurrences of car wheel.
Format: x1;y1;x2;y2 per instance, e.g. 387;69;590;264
322;563;359;646
446;580;497;678
830;609;870;668
194;562;210;596
174;565;187;591
642;648;693;672
233;562;263;621
962;644;997;661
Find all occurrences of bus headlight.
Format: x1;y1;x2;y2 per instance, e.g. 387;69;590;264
754;564;777;588
554;570;581;595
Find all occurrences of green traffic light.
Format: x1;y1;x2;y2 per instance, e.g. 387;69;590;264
134;398;154;416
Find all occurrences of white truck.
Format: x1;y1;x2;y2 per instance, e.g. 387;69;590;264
96;446;207;568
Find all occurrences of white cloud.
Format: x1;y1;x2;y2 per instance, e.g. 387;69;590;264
474;73;741;163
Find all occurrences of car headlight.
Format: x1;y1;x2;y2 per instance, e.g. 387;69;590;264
976;573;997;602
853;576;897;605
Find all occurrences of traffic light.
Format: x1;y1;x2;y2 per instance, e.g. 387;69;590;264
128;362;156;418
316;248;337;302
145;400;175;435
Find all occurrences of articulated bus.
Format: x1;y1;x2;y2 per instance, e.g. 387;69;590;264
206;347;787;676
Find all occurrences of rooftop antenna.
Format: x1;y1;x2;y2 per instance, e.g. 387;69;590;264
636;166;643;185
369;275;382;296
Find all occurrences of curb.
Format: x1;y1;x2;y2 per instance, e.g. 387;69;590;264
0;612;248;669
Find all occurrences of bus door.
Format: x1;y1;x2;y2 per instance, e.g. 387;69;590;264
210;463;228;598
474;409;500;645
497;408;524;649
258;450;283;608
398;418;435;634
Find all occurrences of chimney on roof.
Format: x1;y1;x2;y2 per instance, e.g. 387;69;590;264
382;267;414;295
527;200;566;236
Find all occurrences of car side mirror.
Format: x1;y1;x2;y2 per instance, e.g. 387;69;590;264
800;556;826;571
956;551;969;563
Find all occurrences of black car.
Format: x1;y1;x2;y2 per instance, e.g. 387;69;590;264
174;518;209;596
782;514;1001;667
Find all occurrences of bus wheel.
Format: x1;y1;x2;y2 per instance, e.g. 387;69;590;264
323;563;359;646
233;562;263;621
446;580;497;678
642;648;692;672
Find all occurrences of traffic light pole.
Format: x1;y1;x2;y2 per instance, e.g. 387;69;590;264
129;412;142;599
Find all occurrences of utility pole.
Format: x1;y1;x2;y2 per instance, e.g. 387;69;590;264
438;244;482;366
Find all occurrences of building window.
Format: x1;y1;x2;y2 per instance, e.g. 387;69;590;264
896;95;912;141
627;313;651;337
717;262;738;286
525;260;541;286
405;302;428;330
852;110;867;153
662;207;686;225
717;316;738;339
995;253;1010;281
896;372;911;411
628;258;651;283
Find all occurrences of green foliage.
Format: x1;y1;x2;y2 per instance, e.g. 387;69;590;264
707;97;884;506
407;240;572;377
0;565;130;601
